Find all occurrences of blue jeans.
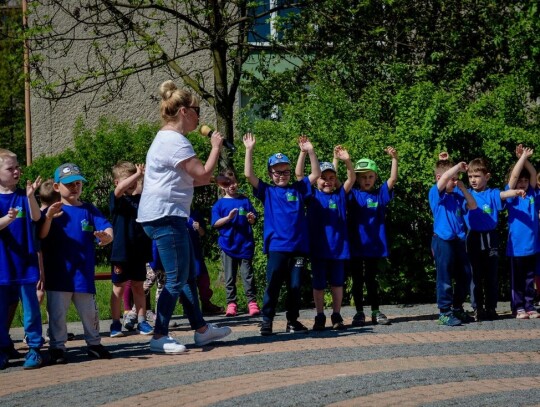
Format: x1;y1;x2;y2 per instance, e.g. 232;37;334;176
261;252;304;323
142;216;205;335
0;284;43;349
431;235;471;312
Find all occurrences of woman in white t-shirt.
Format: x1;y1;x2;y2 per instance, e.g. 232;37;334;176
138;80;231;353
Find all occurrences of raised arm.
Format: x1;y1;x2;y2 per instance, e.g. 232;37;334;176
26;176;42;222
243;133;259;188
437;162;468;192
508;145;533;189
115;164;144;198
182;131;223;186
385;147;399;190
500;189;527;200
299;137;320;184
334;146;355;193
456;180;477;210
295;150;307;181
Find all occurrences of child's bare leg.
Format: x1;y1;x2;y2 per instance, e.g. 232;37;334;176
313;289;325;314
131;281;146;318
331;286;343;314
110;282;126;321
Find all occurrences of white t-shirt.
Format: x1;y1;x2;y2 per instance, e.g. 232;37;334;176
137;130;196;222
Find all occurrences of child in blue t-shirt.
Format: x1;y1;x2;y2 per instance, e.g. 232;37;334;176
348;147;398;327
243;133;320;335
505;145;540;319
429;157;477;326
39;163;114;363
0;148;44;370
465;157;526;321
211;169;259;317
297;145;355;331
536;172;540;306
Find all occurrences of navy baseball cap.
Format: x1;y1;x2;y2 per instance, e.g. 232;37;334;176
267;153;290;168
54;163;87;184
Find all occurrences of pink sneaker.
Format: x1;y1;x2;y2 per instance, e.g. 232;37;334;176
225;303;237;317
248;301;261;316
516;309;529;319
527;310;540;319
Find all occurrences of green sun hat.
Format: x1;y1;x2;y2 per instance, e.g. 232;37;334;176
354;158;379;175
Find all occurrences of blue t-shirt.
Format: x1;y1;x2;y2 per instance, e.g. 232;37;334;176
253;177;311;254
464;188;505;232
0;189;39;285
348;182;393;258
211;195;257;259
42;203;112;293
109;192;152;263
306;186;349;259
505;185;539;257
429;184;467;241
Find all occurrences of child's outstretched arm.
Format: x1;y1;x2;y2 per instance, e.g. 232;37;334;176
0;207;19;231
213;208;239;228
500;189;527;200
299;137;320;184
115;164;144;198
295;150;307;181
95;227;114;246
26;176;42;222
456;180;477;210
508;145;534;189
437;162;467;192
38;201;63;239
385;147;398;190
335;145;355;193
243;133;259;188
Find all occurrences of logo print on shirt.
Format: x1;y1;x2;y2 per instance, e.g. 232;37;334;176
367;198;378;208
81;219;94;232
238;207;247;216
456;208;462;217
286;192;298;202
482;204;492;214
529;197;535;205
328;199;337;209
15;206;25;218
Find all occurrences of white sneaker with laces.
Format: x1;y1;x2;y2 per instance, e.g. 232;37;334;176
194;323;232;347
150;336;187;354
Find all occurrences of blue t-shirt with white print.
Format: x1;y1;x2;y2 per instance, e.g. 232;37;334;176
429;184;467;241
253;177;311;254
505;184;539;257
464;188;505;232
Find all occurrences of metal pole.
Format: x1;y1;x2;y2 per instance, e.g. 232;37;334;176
22;0;32;165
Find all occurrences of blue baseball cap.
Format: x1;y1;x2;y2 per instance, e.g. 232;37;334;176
267;153;290;168
320;162;336;173
54;163;87;184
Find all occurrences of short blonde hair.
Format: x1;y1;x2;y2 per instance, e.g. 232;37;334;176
112;161;136;180
159;80;197;123
0;148;17;165
38;179;60;205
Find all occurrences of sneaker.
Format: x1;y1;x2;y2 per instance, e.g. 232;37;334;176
453;308;473;323
331;313;346;330
67;332;76;341
260;320;273;336
516;309;529;319
194;323;232;346
123;311;137;331
23;348;43;370
146;310;157;322
225;303;237;317
87;344;112;359
526;310;540;319
285;320;309;334
352;312;366;327
248;301;261;316
438;311;462;326
473;309;485;322
137;320;154;335
110;321;124;338
49;348;67;365
312;314;326;331
0;352;8;370
150;336;187;354
372;310;391;325
201;302;224;316
485;309;498;321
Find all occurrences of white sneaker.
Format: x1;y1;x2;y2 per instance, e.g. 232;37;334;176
194;323;232;347
149;336;187;354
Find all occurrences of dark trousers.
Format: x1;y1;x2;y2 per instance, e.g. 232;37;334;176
466;230;499;311
432;235;472;312
510;255;536;313
261;251;304;323
350;257;381;312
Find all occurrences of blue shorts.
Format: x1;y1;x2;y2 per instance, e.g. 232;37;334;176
111;260;147;284
311;259;345;290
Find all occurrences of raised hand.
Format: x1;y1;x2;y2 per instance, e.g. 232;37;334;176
26;176;42;197
298;135;313;153
334;145;350;161
243;133;256;149
439;151;449;161
385;146;398;159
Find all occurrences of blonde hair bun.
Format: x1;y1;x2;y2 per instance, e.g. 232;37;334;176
160;80;178;100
